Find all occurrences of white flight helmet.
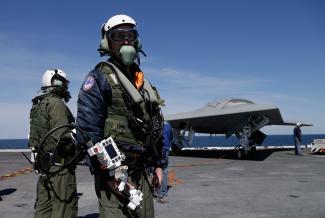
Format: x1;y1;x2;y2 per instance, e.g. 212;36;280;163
41;69;69;87
99;14;140;56
102;14;136;33
296;122;302;127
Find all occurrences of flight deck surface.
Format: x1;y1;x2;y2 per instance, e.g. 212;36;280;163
0;149;324;218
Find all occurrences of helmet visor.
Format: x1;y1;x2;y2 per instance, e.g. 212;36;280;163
108;29;138;42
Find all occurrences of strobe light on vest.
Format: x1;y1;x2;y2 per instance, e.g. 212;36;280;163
87;137;125;171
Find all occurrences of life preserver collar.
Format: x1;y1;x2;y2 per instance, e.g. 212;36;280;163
102;61;159;105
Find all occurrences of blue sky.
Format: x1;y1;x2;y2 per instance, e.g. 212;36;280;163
0;0;324;138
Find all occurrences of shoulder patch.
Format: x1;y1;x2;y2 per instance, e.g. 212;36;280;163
83;76;95;91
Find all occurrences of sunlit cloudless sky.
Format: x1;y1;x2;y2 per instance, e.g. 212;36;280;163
0;0;324;138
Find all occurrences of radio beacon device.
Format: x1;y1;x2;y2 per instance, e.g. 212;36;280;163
87;137;125;171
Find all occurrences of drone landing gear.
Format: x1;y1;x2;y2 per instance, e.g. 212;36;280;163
235;145;256;159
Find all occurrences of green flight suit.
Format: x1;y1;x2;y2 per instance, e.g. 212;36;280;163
29;93;78;218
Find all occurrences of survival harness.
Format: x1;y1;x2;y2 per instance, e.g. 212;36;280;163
96;61;164;167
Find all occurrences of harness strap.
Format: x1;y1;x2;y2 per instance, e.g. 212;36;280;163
104;61;159;105
105;62;144;104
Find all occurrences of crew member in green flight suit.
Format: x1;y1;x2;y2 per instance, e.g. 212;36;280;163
28;69;78;218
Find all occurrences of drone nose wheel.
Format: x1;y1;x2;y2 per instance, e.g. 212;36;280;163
235;145;244;159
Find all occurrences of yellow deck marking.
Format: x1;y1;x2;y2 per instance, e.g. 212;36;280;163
0;167;33;181
168;169;183;185
168;159;227;186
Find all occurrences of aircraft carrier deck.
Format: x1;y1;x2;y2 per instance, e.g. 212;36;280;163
1;149;324;218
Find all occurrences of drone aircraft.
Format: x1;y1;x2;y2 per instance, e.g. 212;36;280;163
165;99;311;158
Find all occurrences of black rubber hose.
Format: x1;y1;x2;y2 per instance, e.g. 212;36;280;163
36;123;90;175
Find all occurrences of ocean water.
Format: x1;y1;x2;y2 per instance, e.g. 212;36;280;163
1;134;325;149
0;139;29;149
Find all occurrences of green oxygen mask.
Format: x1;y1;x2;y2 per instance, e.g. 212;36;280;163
119;45;137;66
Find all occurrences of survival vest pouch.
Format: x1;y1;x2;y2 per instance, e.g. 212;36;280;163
96;61;163;167
29;94;52;151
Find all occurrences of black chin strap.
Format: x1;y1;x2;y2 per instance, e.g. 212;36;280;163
136;50;147;66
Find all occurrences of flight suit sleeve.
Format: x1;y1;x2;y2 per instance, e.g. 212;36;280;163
76;69;111;146
44;98;75;156
47;98;73;141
